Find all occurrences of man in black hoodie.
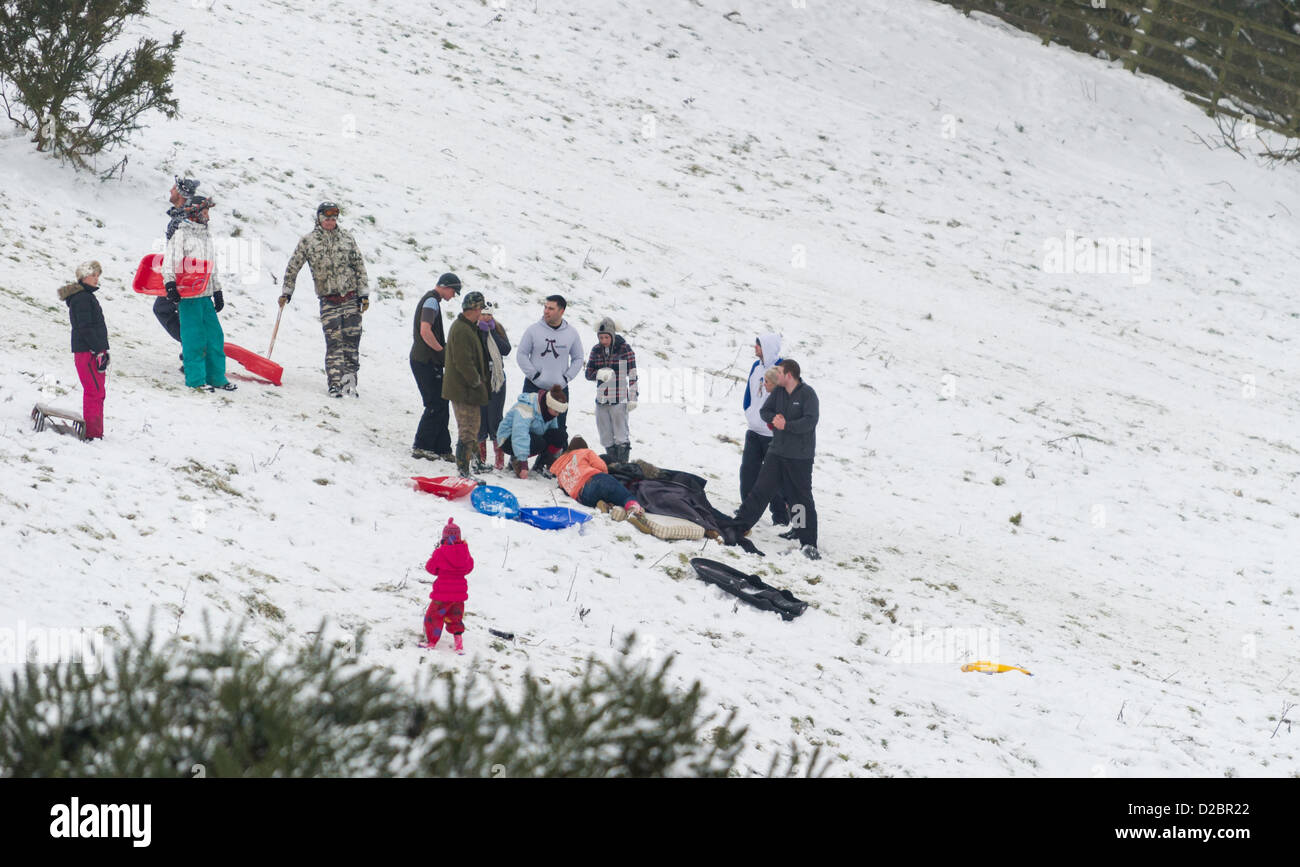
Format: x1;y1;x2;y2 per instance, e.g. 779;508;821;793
731;359;820;559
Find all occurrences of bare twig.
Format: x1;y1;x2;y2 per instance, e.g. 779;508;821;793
1270;701;1294;738
565;565;578;601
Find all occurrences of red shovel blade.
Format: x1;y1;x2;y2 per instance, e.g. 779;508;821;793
224;342;283;385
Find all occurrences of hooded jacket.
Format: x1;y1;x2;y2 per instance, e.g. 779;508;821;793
584;319;638;404
496;392;561;461
163;219;221;298
743;333;782;436
426;541;473;603
282;218;369;301
517;317;584;389
59;281;109;354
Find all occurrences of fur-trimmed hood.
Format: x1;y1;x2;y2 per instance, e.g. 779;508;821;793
58;281;95;302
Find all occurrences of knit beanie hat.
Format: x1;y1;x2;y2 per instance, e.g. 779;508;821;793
440;518;461;546
75;261;102;281
596;317;616;338
545;385;569;414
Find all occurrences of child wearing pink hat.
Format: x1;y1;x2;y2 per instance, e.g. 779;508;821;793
421;518;474;653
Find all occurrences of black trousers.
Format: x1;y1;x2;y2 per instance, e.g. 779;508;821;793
153;296;182;343
740;430;790;524
523;380;569;454
735;455;817;548
411;359;452;453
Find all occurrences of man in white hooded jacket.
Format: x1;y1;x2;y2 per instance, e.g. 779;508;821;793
739;332;788;525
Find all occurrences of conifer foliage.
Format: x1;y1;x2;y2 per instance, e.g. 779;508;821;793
0;622;777;777
0;0;182;173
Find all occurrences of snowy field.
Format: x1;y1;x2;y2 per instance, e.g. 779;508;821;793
1;0;1297;776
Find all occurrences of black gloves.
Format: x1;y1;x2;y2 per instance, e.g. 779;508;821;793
165;281;180;303
95;351;110;372
213;290;224;312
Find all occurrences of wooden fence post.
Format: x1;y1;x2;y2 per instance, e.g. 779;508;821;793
1207;21;1243;118
1126;0;1161;74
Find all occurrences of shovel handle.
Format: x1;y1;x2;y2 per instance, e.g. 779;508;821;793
267;305;284;359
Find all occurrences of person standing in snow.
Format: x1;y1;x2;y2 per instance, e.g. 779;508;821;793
442;291;491;479
279;202;370;397
154;176;201;354
584;316;637;464
739;333;789;526
732;360;820;559
422;518;472;654
515;295;583;473
496;386;567;479
59;261;110;440
163;196;235;393
410;272;461;461
550;436;644;522
475;302;512;472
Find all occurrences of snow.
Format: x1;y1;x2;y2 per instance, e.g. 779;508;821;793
1;0;1298;777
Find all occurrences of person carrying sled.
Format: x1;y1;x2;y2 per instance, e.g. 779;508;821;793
59;261;110;440
163;196;235;393
279;202;370;397
153;176;202;355
516;295;583;473
476;302;512;472
550;436;644;522
496;385;567;479
410;272;461;461
584;316;637;464
732;359;820;559
442;291;491;479
739;333;789;525
422;518;472;654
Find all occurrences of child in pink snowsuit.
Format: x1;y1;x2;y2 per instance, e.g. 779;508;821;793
422;518;473;653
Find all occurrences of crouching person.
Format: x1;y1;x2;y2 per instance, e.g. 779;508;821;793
550;436;644;521
496;385;567;479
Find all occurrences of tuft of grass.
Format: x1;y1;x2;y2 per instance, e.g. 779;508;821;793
1009;512;1022;525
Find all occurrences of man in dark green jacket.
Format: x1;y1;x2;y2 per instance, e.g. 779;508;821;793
442;291;490;478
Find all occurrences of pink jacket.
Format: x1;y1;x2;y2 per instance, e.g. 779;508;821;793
426;541;473;603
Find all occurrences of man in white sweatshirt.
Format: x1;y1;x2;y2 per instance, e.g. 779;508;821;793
739;332;788;525
516;294;584;471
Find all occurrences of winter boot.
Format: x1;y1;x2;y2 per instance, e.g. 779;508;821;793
473;441;490;474
455;442;472;479
418;639;438;649
779;527;801;541
509;458;529;480
615;443;631;464
453;634;464;655
493;440;506;470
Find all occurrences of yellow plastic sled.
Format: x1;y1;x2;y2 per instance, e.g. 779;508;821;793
961;661;1033;676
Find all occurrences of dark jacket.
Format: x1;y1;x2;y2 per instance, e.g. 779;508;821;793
760;380;818;459
59;281;109;354
442;313;489;405
410;289;448;366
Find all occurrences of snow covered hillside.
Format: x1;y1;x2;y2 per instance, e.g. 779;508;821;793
1;0;1297;776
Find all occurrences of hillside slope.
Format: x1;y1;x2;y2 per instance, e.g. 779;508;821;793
0;0;1297;776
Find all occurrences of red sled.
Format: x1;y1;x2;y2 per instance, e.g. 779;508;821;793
223;342;283;386
132;253;213;297
412;476;478;499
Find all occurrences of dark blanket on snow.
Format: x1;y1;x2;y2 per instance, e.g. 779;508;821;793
622;477;764;556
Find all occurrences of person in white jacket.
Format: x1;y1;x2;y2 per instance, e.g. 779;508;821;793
162;196;234;392
738;332;786;524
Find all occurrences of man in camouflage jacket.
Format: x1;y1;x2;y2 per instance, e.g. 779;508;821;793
279;202;370;397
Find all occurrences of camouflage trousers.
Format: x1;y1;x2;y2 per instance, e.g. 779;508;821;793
319;298;362;391
452;401;481;447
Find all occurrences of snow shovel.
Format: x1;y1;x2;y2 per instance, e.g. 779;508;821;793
223;306;284;386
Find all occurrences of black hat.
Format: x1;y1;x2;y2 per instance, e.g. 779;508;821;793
437;272;462;294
